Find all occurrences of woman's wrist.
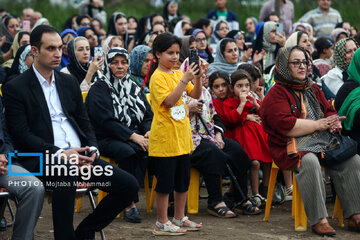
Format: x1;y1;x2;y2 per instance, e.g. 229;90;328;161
180;79;188;85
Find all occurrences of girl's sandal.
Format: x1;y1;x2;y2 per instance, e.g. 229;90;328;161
152;220;186;236
172;216;202;231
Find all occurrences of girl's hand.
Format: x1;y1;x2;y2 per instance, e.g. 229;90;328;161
246;114;262;125
253;49;265;65
188;101;203;114
215;132;225;149
196;57;206;78
247;91;259;108
239;92;247;103
183;62;198;83
255;86;264;100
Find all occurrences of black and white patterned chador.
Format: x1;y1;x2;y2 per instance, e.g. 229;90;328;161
95;47;146;127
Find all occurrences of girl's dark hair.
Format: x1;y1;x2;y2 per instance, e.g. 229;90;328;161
237;63;261;86
115;12;126;21
209;71;230;89
312;37;333;60
17;31;30;45
296;30;308;45
230;69;252;87
220;38;236;56
127;16;138;24
193;18;211;29
147;32;182;82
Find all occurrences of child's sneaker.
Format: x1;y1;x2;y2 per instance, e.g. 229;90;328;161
284;185;293;201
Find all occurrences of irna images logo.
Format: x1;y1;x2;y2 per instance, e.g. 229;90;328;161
8;150;43;176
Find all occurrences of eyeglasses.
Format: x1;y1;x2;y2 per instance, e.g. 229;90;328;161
289;60;308;68
195;37;207;42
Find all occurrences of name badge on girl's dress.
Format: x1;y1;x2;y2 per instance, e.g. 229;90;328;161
171;104;186;121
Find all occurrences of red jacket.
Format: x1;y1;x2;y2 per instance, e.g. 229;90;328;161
259;84;336;170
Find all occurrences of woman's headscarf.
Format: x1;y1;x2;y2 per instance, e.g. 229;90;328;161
0;14;15;53
6;44;31;80
129;45;151;77
338;48;360;130
66;37;90;84
208;38;240;75
173;20;187;37
60;29;78;68
31;18;49;31
212;20;228;43
102;36;114;55
262;21;277;68
274;46;311;90
107;12;128;49
94;47;146;127
192;28;209;62
179;36;192;63
333;38;358;72
330;28;348;43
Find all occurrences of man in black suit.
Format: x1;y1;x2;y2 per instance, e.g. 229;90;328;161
3;25;139;240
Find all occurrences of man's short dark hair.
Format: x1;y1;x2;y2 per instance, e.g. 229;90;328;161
30;25;59;49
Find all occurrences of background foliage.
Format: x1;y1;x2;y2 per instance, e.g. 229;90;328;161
3;0;360;32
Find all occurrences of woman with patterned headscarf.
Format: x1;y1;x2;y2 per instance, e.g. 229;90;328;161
4;44;33;84
129;45;153;92
260;46;360;237
335;48;360;153
86;47;153;224
323;38;359;98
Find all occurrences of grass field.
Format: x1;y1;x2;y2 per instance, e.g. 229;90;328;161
3;0;360;33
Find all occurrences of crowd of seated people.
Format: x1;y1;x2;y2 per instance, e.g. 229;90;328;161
0;0;360;238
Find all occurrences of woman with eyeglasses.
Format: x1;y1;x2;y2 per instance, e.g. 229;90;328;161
210;20;230;52
260;46;360;237
192;28;214;63
58;29;78;70
323;38;359;98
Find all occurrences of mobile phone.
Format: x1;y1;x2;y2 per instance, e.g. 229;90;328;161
94;46;103;60
22;20;31;32
276;23;284;35
87;150;97;157
188;49;199;75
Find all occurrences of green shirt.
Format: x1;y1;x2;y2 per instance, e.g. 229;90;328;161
216;10;228;21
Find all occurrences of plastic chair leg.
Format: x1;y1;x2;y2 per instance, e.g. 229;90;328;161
75;198;82;213
332;195;344;227
144;169;152;213
263;166;279;221
149;176;157;210
293;175;307;231
187;168;200;214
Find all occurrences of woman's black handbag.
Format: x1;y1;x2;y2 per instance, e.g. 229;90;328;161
320;135;358;167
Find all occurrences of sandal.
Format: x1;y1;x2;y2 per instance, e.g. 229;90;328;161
348;217;360;232
249;194;266;208
172;216;202;231
233;201;262;215
207;204;236;218
152;221;186;236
